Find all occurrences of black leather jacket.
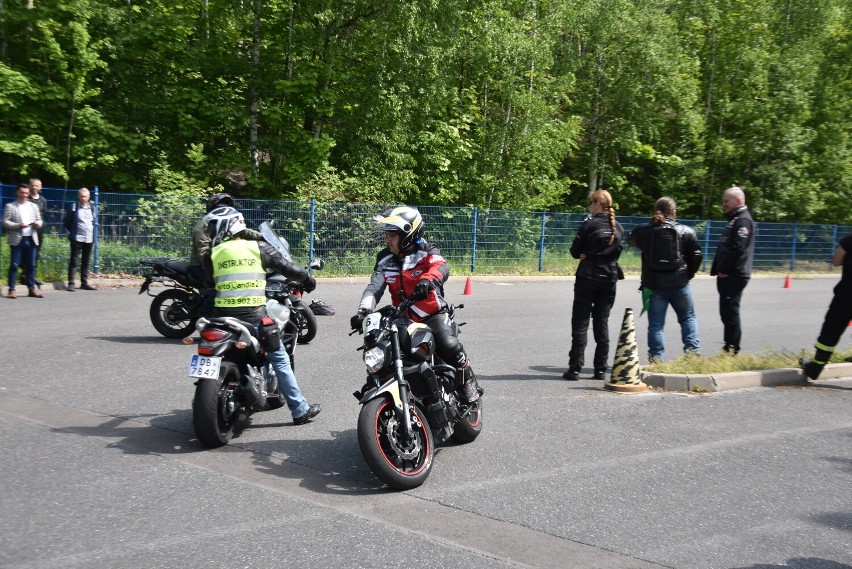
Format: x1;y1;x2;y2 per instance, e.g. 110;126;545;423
629;219;703;291
710;206;755;278
570;213;624;282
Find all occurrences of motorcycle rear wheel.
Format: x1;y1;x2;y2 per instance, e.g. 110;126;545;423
358;398;434;490
451;399;483;444
193;362;239;447
150;289;199;339
291;303;317;344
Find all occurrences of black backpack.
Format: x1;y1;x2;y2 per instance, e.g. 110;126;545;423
649;223;682;272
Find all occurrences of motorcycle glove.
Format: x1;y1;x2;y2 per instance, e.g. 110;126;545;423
350;308;368;331
303;276;317;293
412;278;435;300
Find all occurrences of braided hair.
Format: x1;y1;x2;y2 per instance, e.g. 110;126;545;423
589;189;618;244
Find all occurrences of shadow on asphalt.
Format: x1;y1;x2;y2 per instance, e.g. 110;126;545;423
86;335;188;345
731;558;852;569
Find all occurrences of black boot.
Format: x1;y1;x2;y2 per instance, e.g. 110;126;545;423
800;346;833;381
457;365;480;403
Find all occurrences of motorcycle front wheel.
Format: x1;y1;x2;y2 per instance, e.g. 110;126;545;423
150;289;199;338
193;361;239;447
291;303;317;344
358;398;434;490
451;399;483;444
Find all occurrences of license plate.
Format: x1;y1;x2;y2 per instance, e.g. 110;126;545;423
188;355;221;379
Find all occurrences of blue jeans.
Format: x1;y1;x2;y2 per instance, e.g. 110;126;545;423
265;346;309;419
647;284;700;361
8;237;37;291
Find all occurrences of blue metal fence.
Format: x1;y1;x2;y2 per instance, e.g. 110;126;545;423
1;183;849;278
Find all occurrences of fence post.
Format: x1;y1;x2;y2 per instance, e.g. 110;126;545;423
790;223;798;273
308;197;316;266
702;220;711;273
93;186;100;275
470;206;478;274
831;225;838;266
538;211;546;272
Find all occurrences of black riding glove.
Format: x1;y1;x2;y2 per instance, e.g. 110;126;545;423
303;277;317;293
412;278;435;300
350;308;368;331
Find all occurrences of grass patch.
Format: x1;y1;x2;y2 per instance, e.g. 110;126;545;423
643;348;852;375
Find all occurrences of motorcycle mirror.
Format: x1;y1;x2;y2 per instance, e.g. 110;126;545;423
266;218;275;228
309;258;325;271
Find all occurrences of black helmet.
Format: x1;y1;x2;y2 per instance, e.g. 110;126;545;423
374;206;424;253
206;192;234;213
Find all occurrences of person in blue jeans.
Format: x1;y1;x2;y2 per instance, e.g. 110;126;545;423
628;197;703;362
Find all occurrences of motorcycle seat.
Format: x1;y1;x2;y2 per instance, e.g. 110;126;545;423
163;259;193;275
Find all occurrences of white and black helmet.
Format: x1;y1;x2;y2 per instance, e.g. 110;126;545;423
374;206;424;253
204;206;246;247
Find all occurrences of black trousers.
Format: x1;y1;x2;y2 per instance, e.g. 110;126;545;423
816;284;852;351
68;240;94;285
569;276;617;373
422;312;467;369
717;276;750;352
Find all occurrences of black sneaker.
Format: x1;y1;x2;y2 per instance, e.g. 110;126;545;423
294;404;321;425
80;283;97;291
562;370;580;381
593;370;607;380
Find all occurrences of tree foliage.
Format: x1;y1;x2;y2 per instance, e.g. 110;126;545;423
0;0;849;223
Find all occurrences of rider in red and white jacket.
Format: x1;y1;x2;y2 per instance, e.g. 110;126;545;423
351;206;481;403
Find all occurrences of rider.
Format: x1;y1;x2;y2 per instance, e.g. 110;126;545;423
191;193;263;286
204;206;321;425
350;206;481;403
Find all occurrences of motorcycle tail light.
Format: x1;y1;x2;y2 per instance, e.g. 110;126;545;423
198;347;213;355
201;329;228;342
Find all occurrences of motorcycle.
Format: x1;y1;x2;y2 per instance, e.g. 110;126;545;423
140;224;322;343
138;258;207;339
187;221;318;447
351;297;484;490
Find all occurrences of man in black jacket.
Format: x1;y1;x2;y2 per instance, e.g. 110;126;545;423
710;186;755;354
629;197;703;362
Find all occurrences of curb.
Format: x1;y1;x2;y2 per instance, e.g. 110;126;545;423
641;362;852;392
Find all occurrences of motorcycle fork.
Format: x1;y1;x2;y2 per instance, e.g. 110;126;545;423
389;326;415;439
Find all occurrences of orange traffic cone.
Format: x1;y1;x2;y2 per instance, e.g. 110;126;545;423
783;274;792;289
463;277;473;296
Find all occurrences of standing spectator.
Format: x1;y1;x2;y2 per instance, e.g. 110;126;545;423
64;187;98;291
801;233;852;381
3;183;43;298
563;189;624;381
628;197;703;362
20;177;47;288
710;186;756;354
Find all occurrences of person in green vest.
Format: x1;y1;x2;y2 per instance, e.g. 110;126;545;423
204;206;321;425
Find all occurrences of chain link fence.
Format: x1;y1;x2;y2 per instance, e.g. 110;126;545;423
2;183;849;279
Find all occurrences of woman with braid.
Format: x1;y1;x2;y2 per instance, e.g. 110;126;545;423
564;189;624;381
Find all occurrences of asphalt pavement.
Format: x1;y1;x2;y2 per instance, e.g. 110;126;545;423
1;276;850;569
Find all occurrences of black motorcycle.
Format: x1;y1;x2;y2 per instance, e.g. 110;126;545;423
187;222;313;447
140;227;322;342
352;298;483;490
139;258;207;339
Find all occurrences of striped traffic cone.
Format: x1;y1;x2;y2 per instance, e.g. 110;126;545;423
604;308;648;393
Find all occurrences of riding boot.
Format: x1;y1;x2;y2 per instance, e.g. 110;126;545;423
800;345;834;381
456;364;480;403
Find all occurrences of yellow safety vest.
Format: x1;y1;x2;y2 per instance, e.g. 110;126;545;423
211;240;266;308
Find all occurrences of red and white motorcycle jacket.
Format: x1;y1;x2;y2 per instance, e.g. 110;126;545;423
358;243;450;321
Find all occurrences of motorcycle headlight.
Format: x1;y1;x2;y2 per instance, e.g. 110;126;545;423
363;346;385;374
